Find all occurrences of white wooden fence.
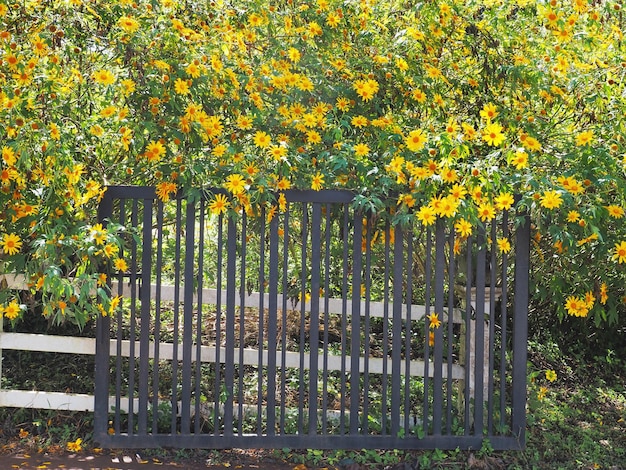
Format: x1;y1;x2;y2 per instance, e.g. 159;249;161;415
0;274;491;414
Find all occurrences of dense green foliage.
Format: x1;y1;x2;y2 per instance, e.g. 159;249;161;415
0;0;625;329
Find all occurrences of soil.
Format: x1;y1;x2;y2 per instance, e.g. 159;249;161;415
0;448;309;469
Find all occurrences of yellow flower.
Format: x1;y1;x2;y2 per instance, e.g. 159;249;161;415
405;129;427;152
2;146;16;166
92;69;116;86
209;193;229;215
494;192;515;211
236;115;254;130
311;172;324;191
440;167;457;184
67;438;83;453
354;143;370;157
477;202;496;222
567;210;580;223
427;312;441;329
545;370;557;382
100;106;117;118
155;181;177;202
353;78;379;102
145;141;166;162
449;184;467;200
278;192;287;212
411;88;427;103
307;130;322;144
558;176;584;195
224;174;246;195
120;78;136;96
275;177;291;191
436;196;458;218
118;15;140;33
416;205;436;226
482;122;505;146
479;103;498;121
253;131;272;148
612;241;626;264
564;295;589;317
173;77;190;95
540;190;563;210
606;205;624;218
326;11;341;27
497;237;512;253
575;130;593;146
600;283;608;305
537;386;548;401
455;218;473;237
1;233;22;255
511;150;529;169
397;193;415;208
351;115;368;128
114;258;128;272
3;300;21;320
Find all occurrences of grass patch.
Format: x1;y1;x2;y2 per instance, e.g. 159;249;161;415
0;316;624;469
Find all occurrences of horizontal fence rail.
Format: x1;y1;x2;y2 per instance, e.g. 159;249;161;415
93;186;530;450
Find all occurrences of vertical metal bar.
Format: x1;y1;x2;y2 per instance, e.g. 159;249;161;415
114;199;126;436
224;215;237;436
181;199;196;434
127;199;139;435
195;199;206;435
432;221;446;435
340;205;350;434
474;224;487;436
138;198;153;435
391;223;403;436
213;213;224;435
95;193;113;440
422;227;433;437
464;234;474;436
446;229;455;435
322;205;331;434
298;204;308;435
308;203;322;435
362;216;371;434
280;208;289;434
382;219;391;436
499;211;510;433
152;201;163;435
171;199;182;434
257;208;266;435
350;212;363;435
488;221;498;435
512;213;530;445
238;213;247;436
404;226;413;433
267;207;279;436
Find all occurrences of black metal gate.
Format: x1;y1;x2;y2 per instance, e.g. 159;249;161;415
95;185;530;450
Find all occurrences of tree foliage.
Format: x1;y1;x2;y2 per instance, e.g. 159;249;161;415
0;0;625;327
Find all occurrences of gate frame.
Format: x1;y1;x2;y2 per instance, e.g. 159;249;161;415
94;185;530;451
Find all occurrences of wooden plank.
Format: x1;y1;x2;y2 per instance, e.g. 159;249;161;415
0;333;464;380
0;333;96;355
0;390;95;411
0;390;137;414
0;390;423;431
0;275;463;323
111;282;463;323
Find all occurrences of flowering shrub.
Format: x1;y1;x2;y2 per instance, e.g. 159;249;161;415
0;0;624;327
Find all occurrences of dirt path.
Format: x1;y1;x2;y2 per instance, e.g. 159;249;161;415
0;449;310;470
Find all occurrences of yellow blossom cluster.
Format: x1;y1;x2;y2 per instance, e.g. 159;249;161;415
0;0;625;326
